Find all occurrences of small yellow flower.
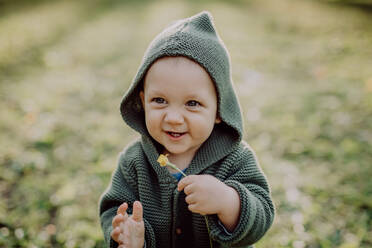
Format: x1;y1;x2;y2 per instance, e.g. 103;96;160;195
157;154;186;177
157;154;169;167
156;153;211;247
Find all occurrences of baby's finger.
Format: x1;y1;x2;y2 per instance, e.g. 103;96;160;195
118;232;125;244
134;221;145;238
112;214;124;228
185;194;197;205
132;201;143;222
178;175;197;192
183;183;195;195
110;226;121;243
188;203;205;215
117;202;128;215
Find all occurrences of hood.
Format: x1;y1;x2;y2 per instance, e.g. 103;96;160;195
119;11;243;167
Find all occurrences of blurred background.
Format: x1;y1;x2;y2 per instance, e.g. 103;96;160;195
0;0;371;247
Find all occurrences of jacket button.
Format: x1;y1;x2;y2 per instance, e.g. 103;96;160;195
176;228;182;235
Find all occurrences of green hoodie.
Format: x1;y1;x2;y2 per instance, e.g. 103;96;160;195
99;11;274;248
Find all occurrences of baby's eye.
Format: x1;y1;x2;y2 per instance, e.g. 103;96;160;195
151;97;166;104
186;100;201;107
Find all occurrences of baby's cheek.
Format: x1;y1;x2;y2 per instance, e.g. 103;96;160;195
191;119;214;137
145;114;159;129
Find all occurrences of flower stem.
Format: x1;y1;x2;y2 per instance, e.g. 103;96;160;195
167;162;212;248
157;154;213;248
204;216;213;248
166;161;187;177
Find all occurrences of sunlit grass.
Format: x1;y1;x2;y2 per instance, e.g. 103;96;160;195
0;0;371;247
0;1;86;66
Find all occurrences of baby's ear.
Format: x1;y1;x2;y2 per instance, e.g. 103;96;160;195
215;117;221;124
139;91;145;107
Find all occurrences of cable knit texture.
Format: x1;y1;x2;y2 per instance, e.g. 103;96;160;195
99;11;274;248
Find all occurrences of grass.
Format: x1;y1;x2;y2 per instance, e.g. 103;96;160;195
0;0;371;247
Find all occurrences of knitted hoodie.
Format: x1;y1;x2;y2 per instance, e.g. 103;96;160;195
99;11;274;248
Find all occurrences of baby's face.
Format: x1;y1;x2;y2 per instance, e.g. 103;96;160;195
140;57;220;159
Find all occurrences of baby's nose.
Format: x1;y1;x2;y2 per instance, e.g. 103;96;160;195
164;109;184;124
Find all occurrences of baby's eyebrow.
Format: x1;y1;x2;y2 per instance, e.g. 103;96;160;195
146;89;165;96
182;93;207;102
185;94;202;99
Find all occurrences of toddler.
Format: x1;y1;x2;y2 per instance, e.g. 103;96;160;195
99;11;274;248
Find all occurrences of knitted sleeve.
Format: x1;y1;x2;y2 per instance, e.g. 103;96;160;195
99;150;156;248
207;143;275;247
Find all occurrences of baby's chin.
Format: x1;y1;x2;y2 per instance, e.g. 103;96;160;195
162;147;187;156
162;145;200;157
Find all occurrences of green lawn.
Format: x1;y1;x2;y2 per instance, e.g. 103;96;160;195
0;0;371;247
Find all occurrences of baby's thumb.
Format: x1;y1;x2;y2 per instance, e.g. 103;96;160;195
132;201;143;222
110;227;122;243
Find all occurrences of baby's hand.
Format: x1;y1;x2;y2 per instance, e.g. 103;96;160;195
178;175;241;231
177;175;234;215
111;201;145;248
111;202;129;244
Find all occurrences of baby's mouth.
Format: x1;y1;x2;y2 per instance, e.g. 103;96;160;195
166;131;186;138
